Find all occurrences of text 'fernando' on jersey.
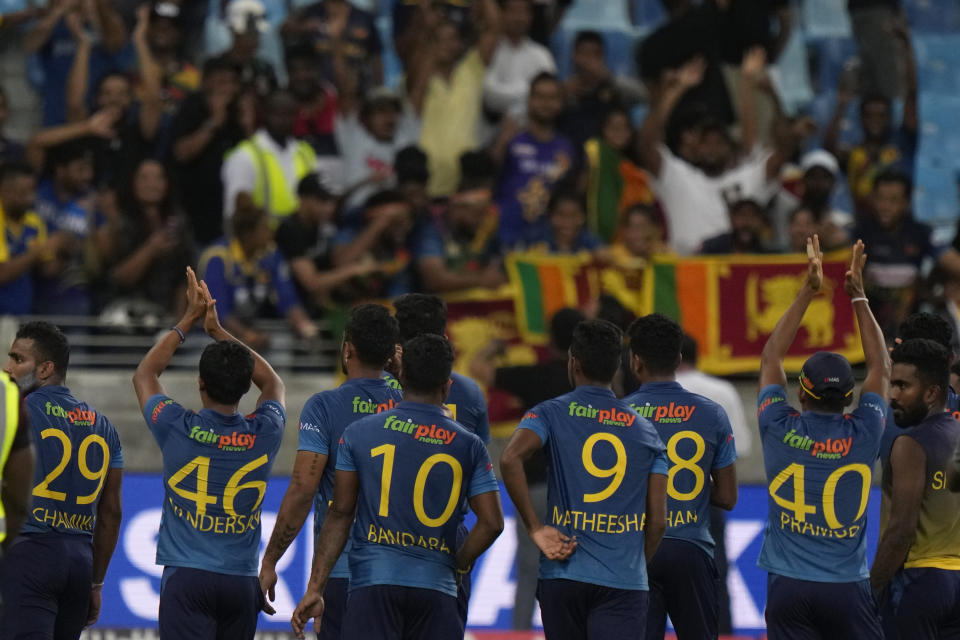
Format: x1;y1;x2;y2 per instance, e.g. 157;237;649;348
298;377;403;579
143;394;285;576
518;386;668;591
757;384;885;583
336;401;499;598
23;386;123;536
624;381;737;556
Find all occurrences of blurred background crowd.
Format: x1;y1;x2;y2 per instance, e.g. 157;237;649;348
0;0;959;345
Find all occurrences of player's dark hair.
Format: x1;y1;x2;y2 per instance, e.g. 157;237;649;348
202;55;241;80
400;334;454;395
627;313;683;375
570;319;622;383
0;162;36;184
899;312;954;353
892;339;950;396
199;341;254;404
873;168;913;199
550;307;586;352
395;146;429;186
343;304;400;367
681;333;698;367
15;321;69;376
394;294;447;343
574;30;605;51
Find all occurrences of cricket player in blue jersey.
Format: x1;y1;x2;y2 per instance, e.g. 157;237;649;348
1;321;124;638
624;313;738;640
260;304;402;638
133;268;286;639
291;335;504;639
878;312;960;466
501;319;669;640
757;238;890;639
391;292;490;624
391;293;490;443
872;339;960;639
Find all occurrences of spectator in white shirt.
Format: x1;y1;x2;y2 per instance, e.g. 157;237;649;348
637;53;809;255
483;0;556;124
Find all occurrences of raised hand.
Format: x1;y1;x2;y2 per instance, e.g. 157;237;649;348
741;46;767;82
845;239;867;299
182;266;207;328
676;57;707;90
531;526;578;561
805;234;823;292
199;280;223;337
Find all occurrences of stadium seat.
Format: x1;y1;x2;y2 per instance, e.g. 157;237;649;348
375;15;403;90
562;0;633;30
629;0;667;34
904;0;960;33
810;38;857;94
914;94;960;223
771;26;814;115
914;35;960;96
801;0;852;40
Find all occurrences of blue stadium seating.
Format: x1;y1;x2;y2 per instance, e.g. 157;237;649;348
563;0;633;30
914;35;960;96
913;95;960;223
801;0;852;40
375;15;403;90
551;26;639;79
904;0;960;33
629;0;667;34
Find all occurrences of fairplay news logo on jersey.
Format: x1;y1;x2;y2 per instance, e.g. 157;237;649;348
629;402;696;424
567;401;635;427
188;426;257;451
382;414;457;445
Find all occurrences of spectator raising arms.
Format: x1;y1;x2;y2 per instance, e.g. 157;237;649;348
824;23;918;217
199;196;316;349
408;0;501;198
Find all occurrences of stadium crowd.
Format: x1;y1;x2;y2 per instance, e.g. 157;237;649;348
0;0;954;343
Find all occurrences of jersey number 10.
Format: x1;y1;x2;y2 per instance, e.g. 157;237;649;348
371;444;462;528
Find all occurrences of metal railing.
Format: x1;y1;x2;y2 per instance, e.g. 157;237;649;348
1;315;340;372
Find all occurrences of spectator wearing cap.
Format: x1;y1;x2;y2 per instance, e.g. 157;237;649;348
414;156;505;294
171;57;248;245
222;90;319;225
855;170;960;338
199;195;317;350
282;0;383;94
408;0;501;198
332;189;420;299
208;0;279;101
336;66;421;212
276;173;379;313
204;0;286;89
493;72;574;248
138;1;201;113
23;0;128;127
482;0;556;126
771;149;852;252
699;198;770;255
286;44;341;192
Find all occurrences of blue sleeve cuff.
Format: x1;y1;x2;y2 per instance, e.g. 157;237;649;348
651;451;668;476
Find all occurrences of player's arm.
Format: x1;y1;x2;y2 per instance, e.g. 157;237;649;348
291;468;358;639
644;472;667;562
88;467;122;626
199;281;286;408
132;267;208;410
500;427;576;560
260;450;327;613
759;235;823;391
1;404;33;551
846;240;891;400
456;490;504;572
870;436;925;598
710;464;737;511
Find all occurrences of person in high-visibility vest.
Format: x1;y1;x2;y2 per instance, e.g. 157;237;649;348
222;90;318;226
0;369;31;554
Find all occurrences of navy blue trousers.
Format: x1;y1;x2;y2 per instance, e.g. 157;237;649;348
342;585;462;639
881;567;960;640
158;566;263;640
538;578;649;640
765;574;882;640
646;538;719;640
